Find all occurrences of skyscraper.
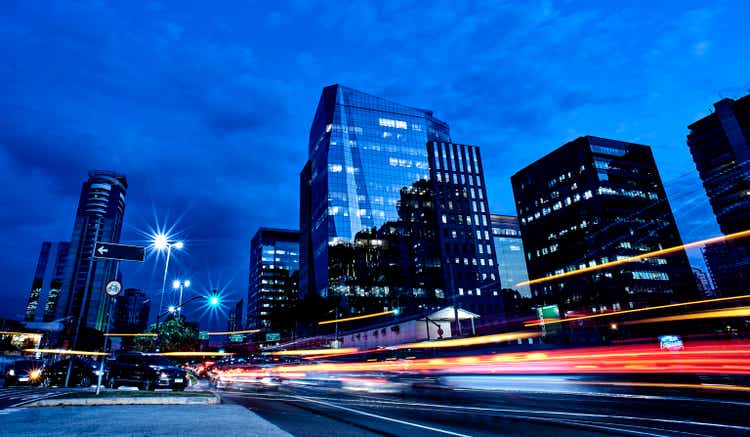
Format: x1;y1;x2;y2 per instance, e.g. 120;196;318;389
247;228;299;335
302;84;450;302
227;299;244;332
25;242;70;322
56;170;128;331
687;94;750;296
425;141;502;316
490;214;531;298
113;288;150;334
511;136;696;315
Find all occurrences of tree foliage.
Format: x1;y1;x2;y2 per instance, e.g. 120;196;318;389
132;317;199;352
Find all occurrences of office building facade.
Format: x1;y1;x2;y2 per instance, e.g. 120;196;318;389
113;288;150;334
301;85;450;304
490;214;531;298
25;242;71;322
687;94;750;295
248;228;300;335
56;170;128;331
511;136;696;315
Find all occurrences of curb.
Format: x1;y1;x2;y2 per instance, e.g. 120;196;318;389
23;393;221;407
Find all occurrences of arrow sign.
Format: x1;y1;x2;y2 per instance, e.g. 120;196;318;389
93;242;145;262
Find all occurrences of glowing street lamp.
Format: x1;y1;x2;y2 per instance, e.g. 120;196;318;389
151;233;184;324
172;279;191;315
208;295;220;307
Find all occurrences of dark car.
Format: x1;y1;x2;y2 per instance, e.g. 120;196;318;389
40;357;102;388
4;359;44;386
108;352;188;391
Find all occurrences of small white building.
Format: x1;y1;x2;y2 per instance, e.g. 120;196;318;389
338;307;479;350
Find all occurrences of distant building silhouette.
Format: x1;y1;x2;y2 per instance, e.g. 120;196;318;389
687;94;750;296
490;214;531;298
113;288;150;333
691;266;713;297
511;136;697;315
25;242;70;322
248;228;299;335
227;299;244;332
56;170;128;331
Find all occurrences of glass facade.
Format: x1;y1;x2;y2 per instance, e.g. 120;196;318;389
511;136;697;315
57;171;127;331
688;95;750;296
306;85;450;298
490;214;531;298
25;241;70;322
248;228;300;335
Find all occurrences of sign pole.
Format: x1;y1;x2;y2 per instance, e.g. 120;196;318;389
96;262;120;395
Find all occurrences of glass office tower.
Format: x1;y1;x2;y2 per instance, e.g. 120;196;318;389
303;85;450;299
56;170;127;331
248;228;300;335
25;241;70;322
511;136;697;315
490;214;531;298
687;94;750;296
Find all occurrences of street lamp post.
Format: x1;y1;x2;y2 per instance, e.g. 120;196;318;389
172;279;191;316
152;235;183;327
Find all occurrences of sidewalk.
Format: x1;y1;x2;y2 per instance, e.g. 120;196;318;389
0;404;292;436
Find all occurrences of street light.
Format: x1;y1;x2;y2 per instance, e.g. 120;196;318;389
151;233;184;323
172;279;191;315
209;295;220;307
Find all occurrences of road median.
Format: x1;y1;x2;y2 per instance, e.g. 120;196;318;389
24;390;219;407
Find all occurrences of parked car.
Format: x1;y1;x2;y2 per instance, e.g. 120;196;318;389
40;357;102;387
4;359;44;386
108;352;188;391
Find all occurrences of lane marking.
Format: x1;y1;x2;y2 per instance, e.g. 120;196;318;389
289;394;471;437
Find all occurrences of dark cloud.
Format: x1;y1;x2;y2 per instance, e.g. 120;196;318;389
1;0;748;326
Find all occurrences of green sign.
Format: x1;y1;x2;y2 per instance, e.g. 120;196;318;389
265;332;281;342
229;334;244;343
536;304;560;321
199;331;209;341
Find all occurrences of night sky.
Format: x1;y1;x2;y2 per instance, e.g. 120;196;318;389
1;1;748;329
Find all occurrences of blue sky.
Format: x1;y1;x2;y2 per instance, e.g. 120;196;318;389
1;1;748;327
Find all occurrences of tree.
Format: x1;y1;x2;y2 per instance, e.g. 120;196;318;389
132;318;199;352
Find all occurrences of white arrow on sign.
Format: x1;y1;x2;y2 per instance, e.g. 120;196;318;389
97;246;109;255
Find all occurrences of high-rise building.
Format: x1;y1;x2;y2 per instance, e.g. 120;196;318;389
227;299;244;332
113;288;150;334
56;170;128;331
511;136;697;315
248;228;299;335
424;141;503;316
302;84;450;303
490;214;531;298
691;266;713;296
687;95;750;296
299;160;314;300
25;242;70;322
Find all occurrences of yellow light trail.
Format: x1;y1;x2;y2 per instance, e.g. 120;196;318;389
207;329;260;335
516;229;750;287
154;351;235;357
318;309;397;325
268;348;360;356
0;331;42;336
622;306;750;325
23;348;109;356
524;293;750;327
396;331;539;349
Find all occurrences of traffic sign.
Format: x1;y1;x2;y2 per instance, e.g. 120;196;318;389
104;280;122;297
199;331;209;341
265;332;281;342
93;242;145;262
229;334;244;343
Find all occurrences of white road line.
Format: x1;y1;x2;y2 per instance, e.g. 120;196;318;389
289;394;471;437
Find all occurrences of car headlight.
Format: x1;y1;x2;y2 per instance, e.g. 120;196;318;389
30;369;41;380
7;369;15;376
159;372;168;379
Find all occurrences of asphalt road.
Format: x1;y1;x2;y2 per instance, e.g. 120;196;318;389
0;387;75;410
220;381;750;436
